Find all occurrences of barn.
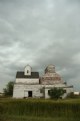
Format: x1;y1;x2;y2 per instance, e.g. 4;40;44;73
13;64;73;98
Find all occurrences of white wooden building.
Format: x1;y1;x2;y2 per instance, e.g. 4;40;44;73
13;65;73;99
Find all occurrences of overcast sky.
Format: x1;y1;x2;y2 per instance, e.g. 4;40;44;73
0;0;80;92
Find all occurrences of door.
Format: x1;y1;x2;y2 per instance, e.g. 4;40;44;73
28;91;32;97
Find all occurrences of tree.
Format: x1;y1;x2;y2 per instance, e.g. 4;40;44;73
48;87;65;99
3;81;14;96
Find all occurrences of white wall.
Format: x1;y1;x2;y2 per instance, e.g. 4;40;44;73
13;84;44;98
44;85;74;99
13;83;74;99
16;78;39;84
13;83;66;98
13;85;24;98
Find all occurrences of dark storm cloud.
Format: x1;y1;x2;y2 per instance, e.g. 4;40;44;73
0;0;80;91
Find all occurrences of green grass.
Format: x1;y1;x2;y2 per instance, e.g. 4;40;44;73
1;116;80;121
0;98;80;121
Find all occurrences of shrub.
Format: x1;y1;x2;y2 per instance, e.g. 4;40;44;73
48;88;65;99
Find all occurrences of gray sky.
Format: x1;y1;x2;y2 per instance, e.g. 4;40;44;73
0;0;80;92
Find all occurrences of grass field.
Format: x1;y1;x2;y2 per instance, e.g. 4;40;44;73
0;98;80;121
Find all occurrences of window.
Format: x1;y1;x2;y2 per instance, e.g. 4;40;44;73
48;90;51;95
27;70;29;73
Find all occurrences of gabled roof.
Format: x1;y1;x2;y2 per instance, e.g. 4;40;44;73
16;72;39;78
